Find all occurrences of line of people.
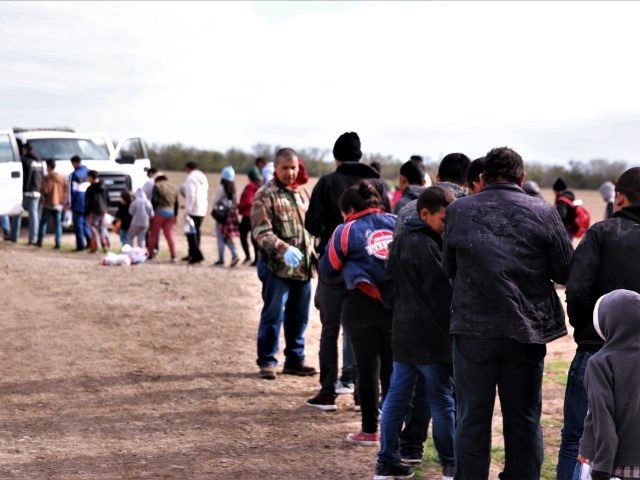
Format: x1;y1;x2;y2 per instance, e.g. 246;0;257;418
247;131;640;480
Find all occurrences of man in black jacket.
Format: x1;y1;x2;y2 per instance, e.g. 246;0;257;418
10;142;44;244
374;186;455;480
443;147;573;480
305;132;389;410
85;170;110;253
556;167;640;480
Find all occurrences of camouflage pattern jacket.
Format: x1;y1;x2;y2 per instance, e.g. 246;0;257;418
251;179;316;281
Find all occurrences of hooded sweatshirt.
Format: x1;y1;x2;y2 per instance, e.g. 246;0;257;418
184;169;209;217
129;189;153;229
70;164;90;213
579;289;640;475
393;185;425;214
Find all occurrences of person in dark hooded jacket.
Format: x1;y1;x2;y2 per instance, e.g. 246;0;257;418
393;160;426;214
557;167;640;479
443;147;573;480
375;186;455;480
577;289;640;480
10;142;44;244
69;155;92;251
85;170;110;253
305;132;390;411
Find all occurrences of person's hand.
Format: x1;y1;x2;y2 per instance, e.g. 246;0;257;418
283;246;304;267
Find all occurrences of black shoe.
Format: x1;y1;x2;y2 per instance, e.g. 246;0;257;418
230;257;240;267
400;454;422;466
188;257;203;265
373;462;414;480
212;260;224;267
243;257;251;264
282;364;317;376
54;245;61;250
306;393;337;411
181;255;191;261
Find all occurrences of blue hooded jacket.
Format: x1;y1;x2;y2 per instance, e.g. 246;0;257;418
320;208;396;300
70;164;90;213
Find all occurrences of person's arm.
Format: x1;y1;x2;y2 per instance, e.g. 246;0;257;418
547;206;574;285
305;177;326;238
238;186;252;212
584;359;617;476
185;177;196;213
319;223;347;278
251;189;288;257
442;209;457;280
566;228;599;331
62;177;69;209
151;186;159;211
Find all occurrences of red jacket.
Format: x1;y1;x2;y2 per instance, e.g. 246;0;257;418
238;181;260;217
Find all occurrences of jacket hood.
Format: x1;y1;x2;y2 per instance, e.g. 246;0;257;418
336;162;380;179
615;204;640;224
403;185;425;201
134;188;147;200
189;169;208;185
593;289;640;349
404;216;443;247
599;181;615;202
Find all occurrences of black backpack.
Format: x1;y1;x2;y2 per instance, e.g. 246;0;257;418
211;197;233;223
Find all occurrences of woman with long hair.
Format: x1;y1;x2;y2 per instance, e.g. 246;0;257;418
213;166;240;267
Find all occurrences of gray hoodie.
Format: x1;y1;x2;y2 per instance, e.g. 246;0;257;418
128;189;153;229
580;289;640;474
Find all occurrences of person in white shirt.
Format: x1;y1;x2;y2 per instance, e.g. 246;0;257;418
183;161;209;264
141;168;159;201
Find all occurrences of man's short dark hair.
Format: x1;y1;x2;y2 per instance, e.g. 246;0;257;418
400;160;425;185
416;186;454;215
438;153;471;185
147;167;158;176
255;156;267;167
410;155;423;164
483;147;524;184
155;174;168;182
275;148;298;164
71;155;81;164
616;167;640;203
466;157;486;187
185;161;198;170
46;159;56;170
87;170;99;179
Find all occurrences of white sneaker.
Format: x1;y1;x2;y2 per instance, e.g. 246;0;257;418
442;476;453;480
335;381;355;395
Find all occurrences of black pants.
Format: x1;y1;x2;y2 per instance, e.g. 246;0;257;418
239;216;257;261
341;288;392;434
453;335;545;480
187;215;204;262
316;278;347;395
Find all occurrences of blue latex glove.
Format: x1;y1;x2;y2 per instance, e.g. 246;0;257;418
283;246;304;267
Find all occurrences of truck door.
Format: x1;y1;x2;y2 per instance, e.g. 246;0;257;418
112;137;151;191
0;130;23;216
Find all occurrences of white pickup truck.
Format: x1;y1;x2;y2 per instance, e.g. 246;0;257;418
0;128;151;215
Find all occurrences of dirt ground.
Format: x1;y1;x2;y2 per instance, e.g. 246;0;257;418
0;186;605;479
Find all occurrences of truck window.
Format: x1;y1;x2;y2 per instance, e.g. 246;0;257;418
118;138;144;160
0;134;16;162
29;138;110;161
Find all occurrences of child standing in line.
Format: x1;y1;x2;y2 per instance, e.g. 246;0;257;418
374;186;456;480
85;170;110;253
113;189;133;247
127;188;153;248
318;180;396;447
577;289;640;480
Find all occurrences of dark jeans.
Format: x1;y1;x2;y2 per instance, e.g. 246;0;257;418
341;288;392;434
378;361;455;468
453;335;546;480
256;257;311;368
316;278;348;395
187;215;204;261
400;375;432;458
72;212;92;250
557;350;592;480
239;216;258;261
37;207;62;247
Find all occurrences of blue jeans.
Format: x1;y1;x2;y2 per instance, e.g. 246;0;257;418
38;207;62;247
400;375;432;458
1;215;10;238
378;361;455;468
72;212;92;250
557;350;592;480
12;195;40;243
256;257;311;368
216;226;238;263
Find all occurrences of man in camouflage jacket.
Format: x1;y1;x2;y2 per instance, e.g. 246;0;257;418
251;148;317;380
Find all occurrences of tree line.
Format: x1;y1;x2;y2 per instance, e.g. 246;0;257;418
148;143;628;190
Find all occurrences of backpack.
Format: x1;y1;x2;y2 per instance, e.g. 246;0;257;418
211;197;233;223
556;195;590;238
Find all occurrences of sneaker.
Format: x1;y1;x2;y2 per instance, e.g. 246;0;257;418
306;393;337;411
442;464;455;480
243;257;251;265
346;431;379;446
181;255;190;261
353;391;361;411
213;260;224;267
282;364;317;376
400;455;422;467
442;477;453;480
250;260;257;267
335;381;355;395
259;365;277;380
188;257;203;265
170;257;178;264
230;257;240;267
373;462;414;479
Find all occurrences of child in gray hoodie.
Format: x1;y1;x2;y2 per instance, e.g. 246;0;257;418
578;289;640;480
127;188;153;248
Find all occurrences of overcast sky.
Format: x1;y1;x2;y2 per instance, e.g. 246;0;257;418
2;1;640;165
